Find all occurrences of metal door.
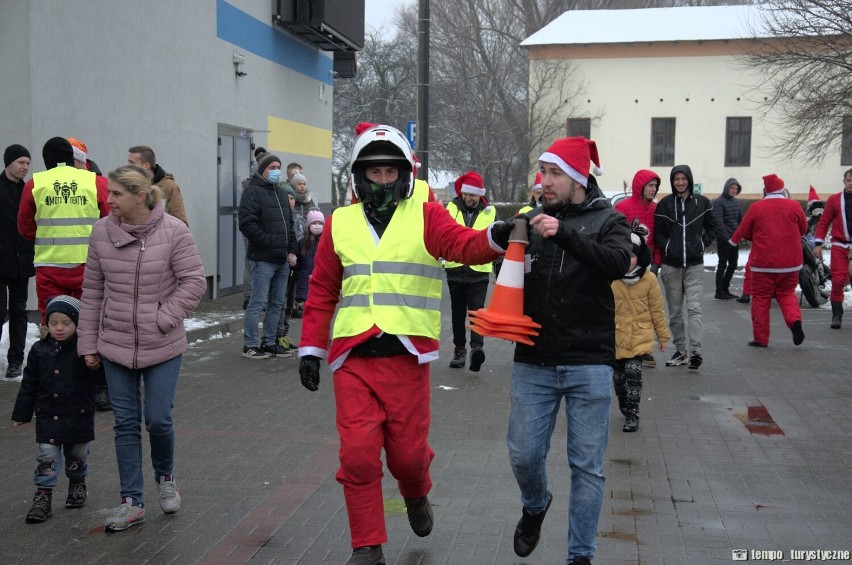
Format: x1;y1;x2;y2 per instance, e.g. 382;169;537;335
217;126;252;296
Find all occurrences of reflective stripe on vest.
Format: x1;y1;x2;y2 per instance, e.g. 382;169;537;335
443;201;495;272
31;166;99;265
331;198;442;339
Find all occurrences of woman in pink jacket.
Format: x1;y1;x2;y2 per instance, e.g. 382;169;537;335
77;164;206;533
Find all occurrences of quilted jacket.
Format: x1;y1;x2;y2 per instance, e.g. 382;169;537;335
77;203;206;369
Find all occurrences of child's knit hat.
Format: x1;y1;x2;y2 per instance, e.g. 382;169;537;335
46;295;81;325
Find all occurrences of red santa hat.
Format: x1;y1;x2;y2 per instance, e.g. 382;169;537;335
455;171;485;197
354;122;378;137
538;136;603;188
531;172;543;191
762;173;785;195
808;185;820;204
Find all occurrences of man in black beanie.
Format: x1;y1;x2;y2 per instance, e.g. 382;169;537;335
16;137;109;322
1;144;34;379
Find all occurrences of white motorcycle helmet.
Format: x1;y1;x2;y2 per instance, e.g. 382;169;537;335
349;125;416;204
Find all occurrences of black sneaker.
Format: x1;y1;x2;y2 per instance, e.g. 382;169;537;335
346;545;385;565
241;346;270;360
449;347;466;369
688;353;703;370
736;294;751;303
665;351;688;367
469;347;485;372
26;491;52;523
569;557;592;565
261;342;293;358
514;491;552;557
748;341;768;348
5;361;22;379
66;480;87;508
403;496;433;537
623;414;639;433
715;291;735;300
641;353;656;368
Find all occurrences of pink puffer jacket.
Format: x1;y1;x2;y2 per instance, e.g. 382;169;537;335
77;204;206;368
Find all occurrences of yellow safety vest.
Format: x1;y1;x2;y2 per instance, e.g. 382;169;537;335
518;205;533;214
412;178;430;201
443;201;494;272
32;166;100;266
331;198;443;339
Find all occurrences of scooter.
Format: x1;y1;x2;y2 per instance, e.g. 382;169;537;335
799;207;831;307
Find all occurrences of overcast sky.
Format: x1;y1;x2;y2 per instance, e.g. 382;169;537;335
364;0;412;33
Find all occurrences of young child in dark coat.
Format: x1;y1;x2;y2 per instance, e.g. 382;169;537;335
294;209;324;309
11;295;101;523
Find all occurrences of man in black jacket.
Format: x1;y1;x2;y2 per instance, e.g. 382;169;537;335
654;165;718;370
508;137;631;565
713;178;743;299
1;144;34;379
238;153;298;359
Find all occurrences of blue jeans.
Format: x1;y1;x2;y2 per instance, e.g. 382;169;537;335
507;362;612;563
104;355;182;506
244;260;289;347
34;442;89;489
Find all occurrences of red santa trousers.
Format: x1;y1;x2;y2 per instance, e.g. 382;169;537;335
828;246;850;302
750;271;801;345
333;353;435;548
35;265;85;322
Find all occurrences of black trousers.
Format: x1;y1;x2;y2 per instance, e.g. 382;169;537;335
0;277;30;365
447;279;489;349
715;238;739;292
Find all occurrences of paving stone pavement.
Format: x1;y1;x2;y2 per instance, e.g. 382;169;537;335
1;271;851;565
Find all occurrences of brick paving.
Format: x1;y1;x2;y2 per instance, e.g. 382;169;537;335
1;271;851;564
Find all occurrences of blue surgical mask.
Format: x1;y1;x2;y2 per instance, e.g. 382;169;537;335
267;169;281;184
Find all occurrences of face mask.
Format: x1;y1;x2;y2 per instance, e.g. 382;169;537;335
370;182;395;212
267;169;281;184
309;223;324;235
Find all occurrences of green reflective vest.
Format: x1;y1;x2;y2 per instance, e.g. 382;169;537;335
32;166;99;265
443;201;494;273
331;198;442;339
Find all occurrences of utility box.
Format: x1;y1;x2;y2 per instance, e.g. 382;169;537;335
274;0;365;52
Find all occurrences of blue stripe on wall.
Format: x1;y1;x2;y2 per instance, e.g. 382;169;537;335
217;0;333;85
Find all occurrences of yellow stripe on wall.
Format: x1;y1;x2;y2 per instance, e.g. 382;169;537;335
267;117;332;158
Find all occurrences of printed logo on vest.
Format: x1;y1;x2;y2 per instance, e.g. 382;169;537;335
43;180;90;206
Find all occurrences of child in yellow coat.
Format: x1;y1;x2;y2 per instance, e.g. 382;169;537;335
611;221;670;432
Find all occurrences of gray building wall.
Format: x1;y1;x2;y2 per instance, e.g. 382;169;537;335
0;0;333;298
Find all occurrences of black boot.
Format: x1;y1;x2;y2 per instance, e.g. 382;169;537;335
66;480;87;508
623;413;639;432
514;492;552;557
346;545;385;565
449;347;466;369
25;490;52;523
831;301;843;329
403;496;434;537
736;294;751;304
95;386;112;411
469;347;485;372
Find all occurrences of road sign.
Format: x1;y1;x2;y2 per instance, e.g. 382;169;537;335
405;120;417;148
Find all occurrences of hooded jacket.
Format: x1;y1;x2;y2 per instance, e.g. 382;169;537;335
239;173;298;262
515;179;632;366
151;164;189;226
615;169;661;265
712;178;743;241
654;165;718;268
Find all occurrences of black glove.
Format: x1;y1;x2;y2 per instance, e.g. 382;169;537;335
299;355;321;391
491;220;514;249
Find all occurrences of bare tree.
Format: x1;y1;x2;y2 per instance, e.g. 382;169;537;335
743;0;852;164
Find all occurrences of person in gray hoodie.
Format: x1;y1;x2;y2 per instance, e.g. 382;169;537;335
713;178;744;299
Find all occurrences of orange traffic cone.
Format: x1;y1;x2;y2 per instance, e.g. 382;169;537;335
468;218;541;346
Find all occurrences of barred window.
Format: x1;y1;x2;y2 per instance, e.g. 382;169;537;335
842;116;852;166
725;117;752;167
651;118;676;166
567;118;591;139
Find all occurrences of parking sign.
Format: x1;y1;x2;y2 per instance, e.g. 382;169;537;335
406;120;417;148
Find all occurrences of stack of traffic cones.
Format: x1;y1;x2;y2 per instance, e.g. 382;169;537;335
468;218;541;345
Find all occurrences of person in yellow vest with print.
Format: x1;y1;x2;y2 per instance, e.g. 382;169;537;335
297;124;513;565
518;171;543;214
17;137;109;322
445;171;496;371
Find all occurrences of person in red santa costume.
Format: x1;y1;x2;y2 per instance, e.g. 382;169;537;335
813;168;852;329
297;124;510;565
729;174;807;347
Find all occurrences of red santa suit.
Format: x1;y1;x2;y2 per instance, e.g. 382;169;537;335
813;190;852;302
615;169;662;266
299;200;501;548
730;188;807;345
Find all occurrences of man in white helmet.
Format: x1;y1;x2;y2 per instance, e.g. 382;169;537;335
297;124;513;565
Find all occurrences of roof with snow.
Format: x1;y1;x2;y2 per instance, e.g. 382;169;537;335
521;5;771;47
